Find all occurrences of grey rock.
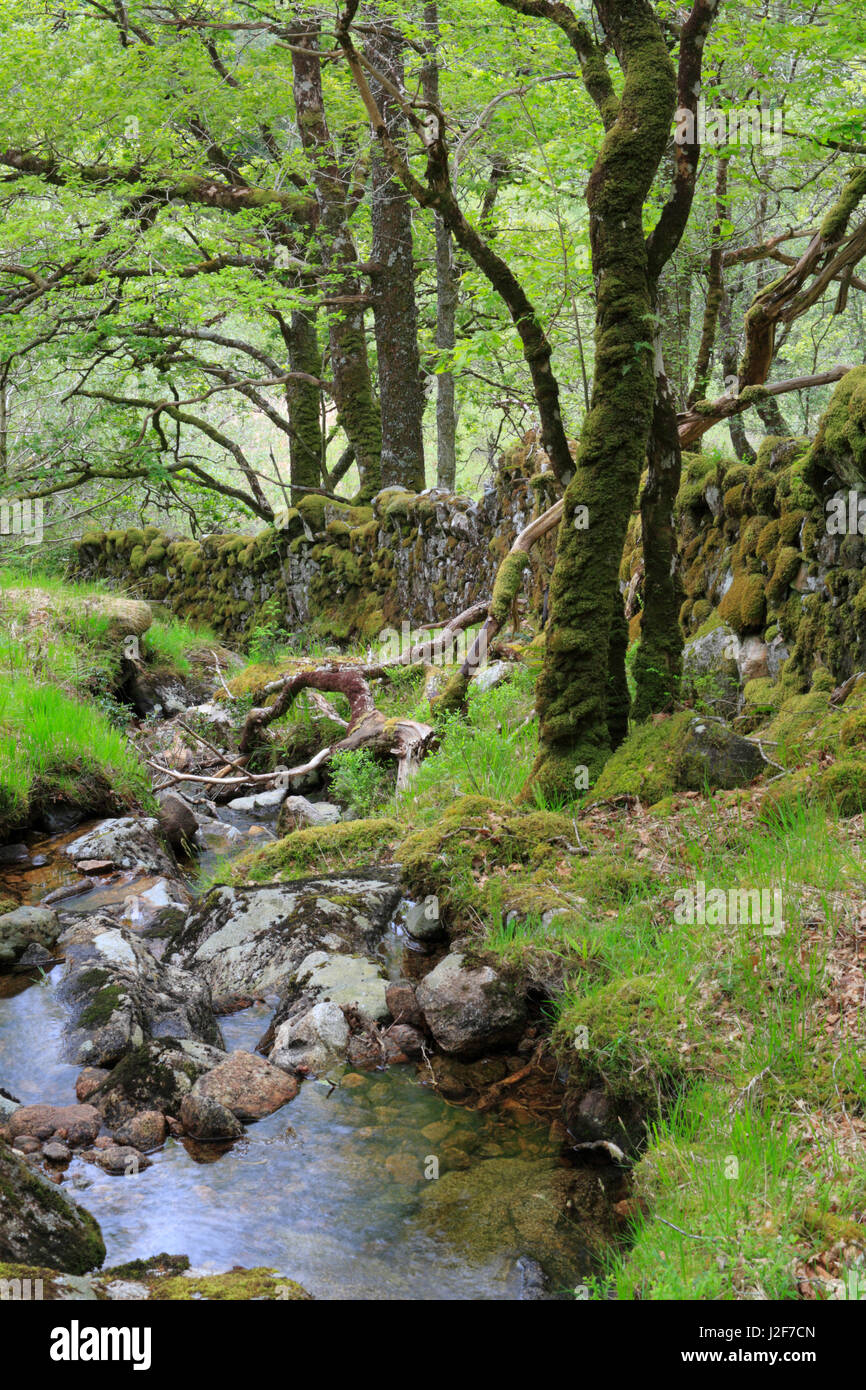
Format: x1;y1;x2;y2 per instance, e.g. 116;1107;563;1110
276;796;341;835
404;897;445;942
64;818;176;877
0;1141;105;1273
678;717;768;789
0;905;60;972
58;919;223;1067
293;950;389;1021
682;623;741;718
472;660;512;694
269;1000;350;1075
415;952;526;1059
227;787;286;813
166;871;401;997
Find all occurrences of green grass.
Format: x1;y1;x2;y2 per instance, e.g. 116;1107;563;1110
142;615;219;674
0;567;213;835
0;677;154;833
394;665;539;822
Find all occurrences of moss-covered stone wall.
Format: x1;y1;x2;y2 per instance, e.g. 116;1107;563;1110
74;436;556;644
620;366;866;686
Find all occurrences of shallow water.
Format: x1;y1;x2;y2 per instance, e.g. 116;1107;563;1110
0;819;595;1300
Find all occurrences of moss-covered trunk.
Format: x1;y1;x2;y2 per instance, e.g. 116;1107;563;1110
631;354;684;721
291;20;382;501
528;0;677;795
285;308;325;498
367;20;426;492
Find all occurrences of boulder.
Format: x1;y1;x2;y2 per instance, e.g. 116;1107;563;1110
472;660;512;694
269;1000;351;1075
385;981;425;1028
76;1068;110;1103
404;897;445;943
0;905;60;971
226;788;286;813
58;920;224;1067
682;623;740;718
156;792;199;853
179;1092;244;1141
190;1051;298;1121
0;1142;105;1274
276;796;341;836
5;1104;100;1147
677;717;767;789
415;953;526;1059
166;872;401;997
124;669;205;719
64;818;176;877
292;950;389;1021
111;1110;167;1152
87;1144;150;1175
88;1037;229;1127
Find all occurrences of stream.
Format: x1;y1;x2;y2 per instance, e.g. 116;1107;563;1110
1;802;597;1300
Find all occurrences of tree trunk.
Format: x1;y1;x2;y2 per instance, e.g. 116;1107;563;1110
423;1;457;491
528;0;678;796
631;343;684;721
291;20;382;500
434;213;458;490
285;308;324;497
366;18;426;492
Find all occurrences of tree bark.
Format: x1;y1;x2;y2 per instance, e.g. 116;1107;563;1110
527;0;678;794
291;19;383;499
285;308;325;497
366;17;426;491
423;3;458;491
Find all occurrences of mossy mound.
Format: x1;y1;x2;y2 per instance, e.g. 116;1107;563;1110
761;756;866;821
148;1268;312;1300
554;973;688;1108
804;364;866;492
397;797;577;906
592;712;766;805
233;817;402;882
0;1142;106;1275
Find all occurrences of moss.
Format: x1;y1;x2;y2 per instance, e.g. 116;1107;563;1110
756;519;780;561
78;983;124;1028
554;973;685;1107
767;546;802;605
805;366;866;492
149;1268;312;1300
839;706;866;748
398;798;577;906
761;756;866;820
103;1253;191;1281
742;677;784;719
234;817;402;882
295;493;328;533
801;1205;866;1248
718;572;766;632
764;690;832;761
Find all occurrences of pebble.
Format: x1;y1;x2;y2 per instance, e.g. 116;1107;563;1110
42;1141;71;1164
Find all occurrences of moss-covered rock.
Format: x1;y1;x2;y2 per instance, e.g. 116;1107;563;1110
593;711;767;804
0;1142;105;1274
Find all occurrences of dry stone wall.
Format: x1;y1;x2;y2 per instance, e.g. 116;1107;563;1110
74;436;557;644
